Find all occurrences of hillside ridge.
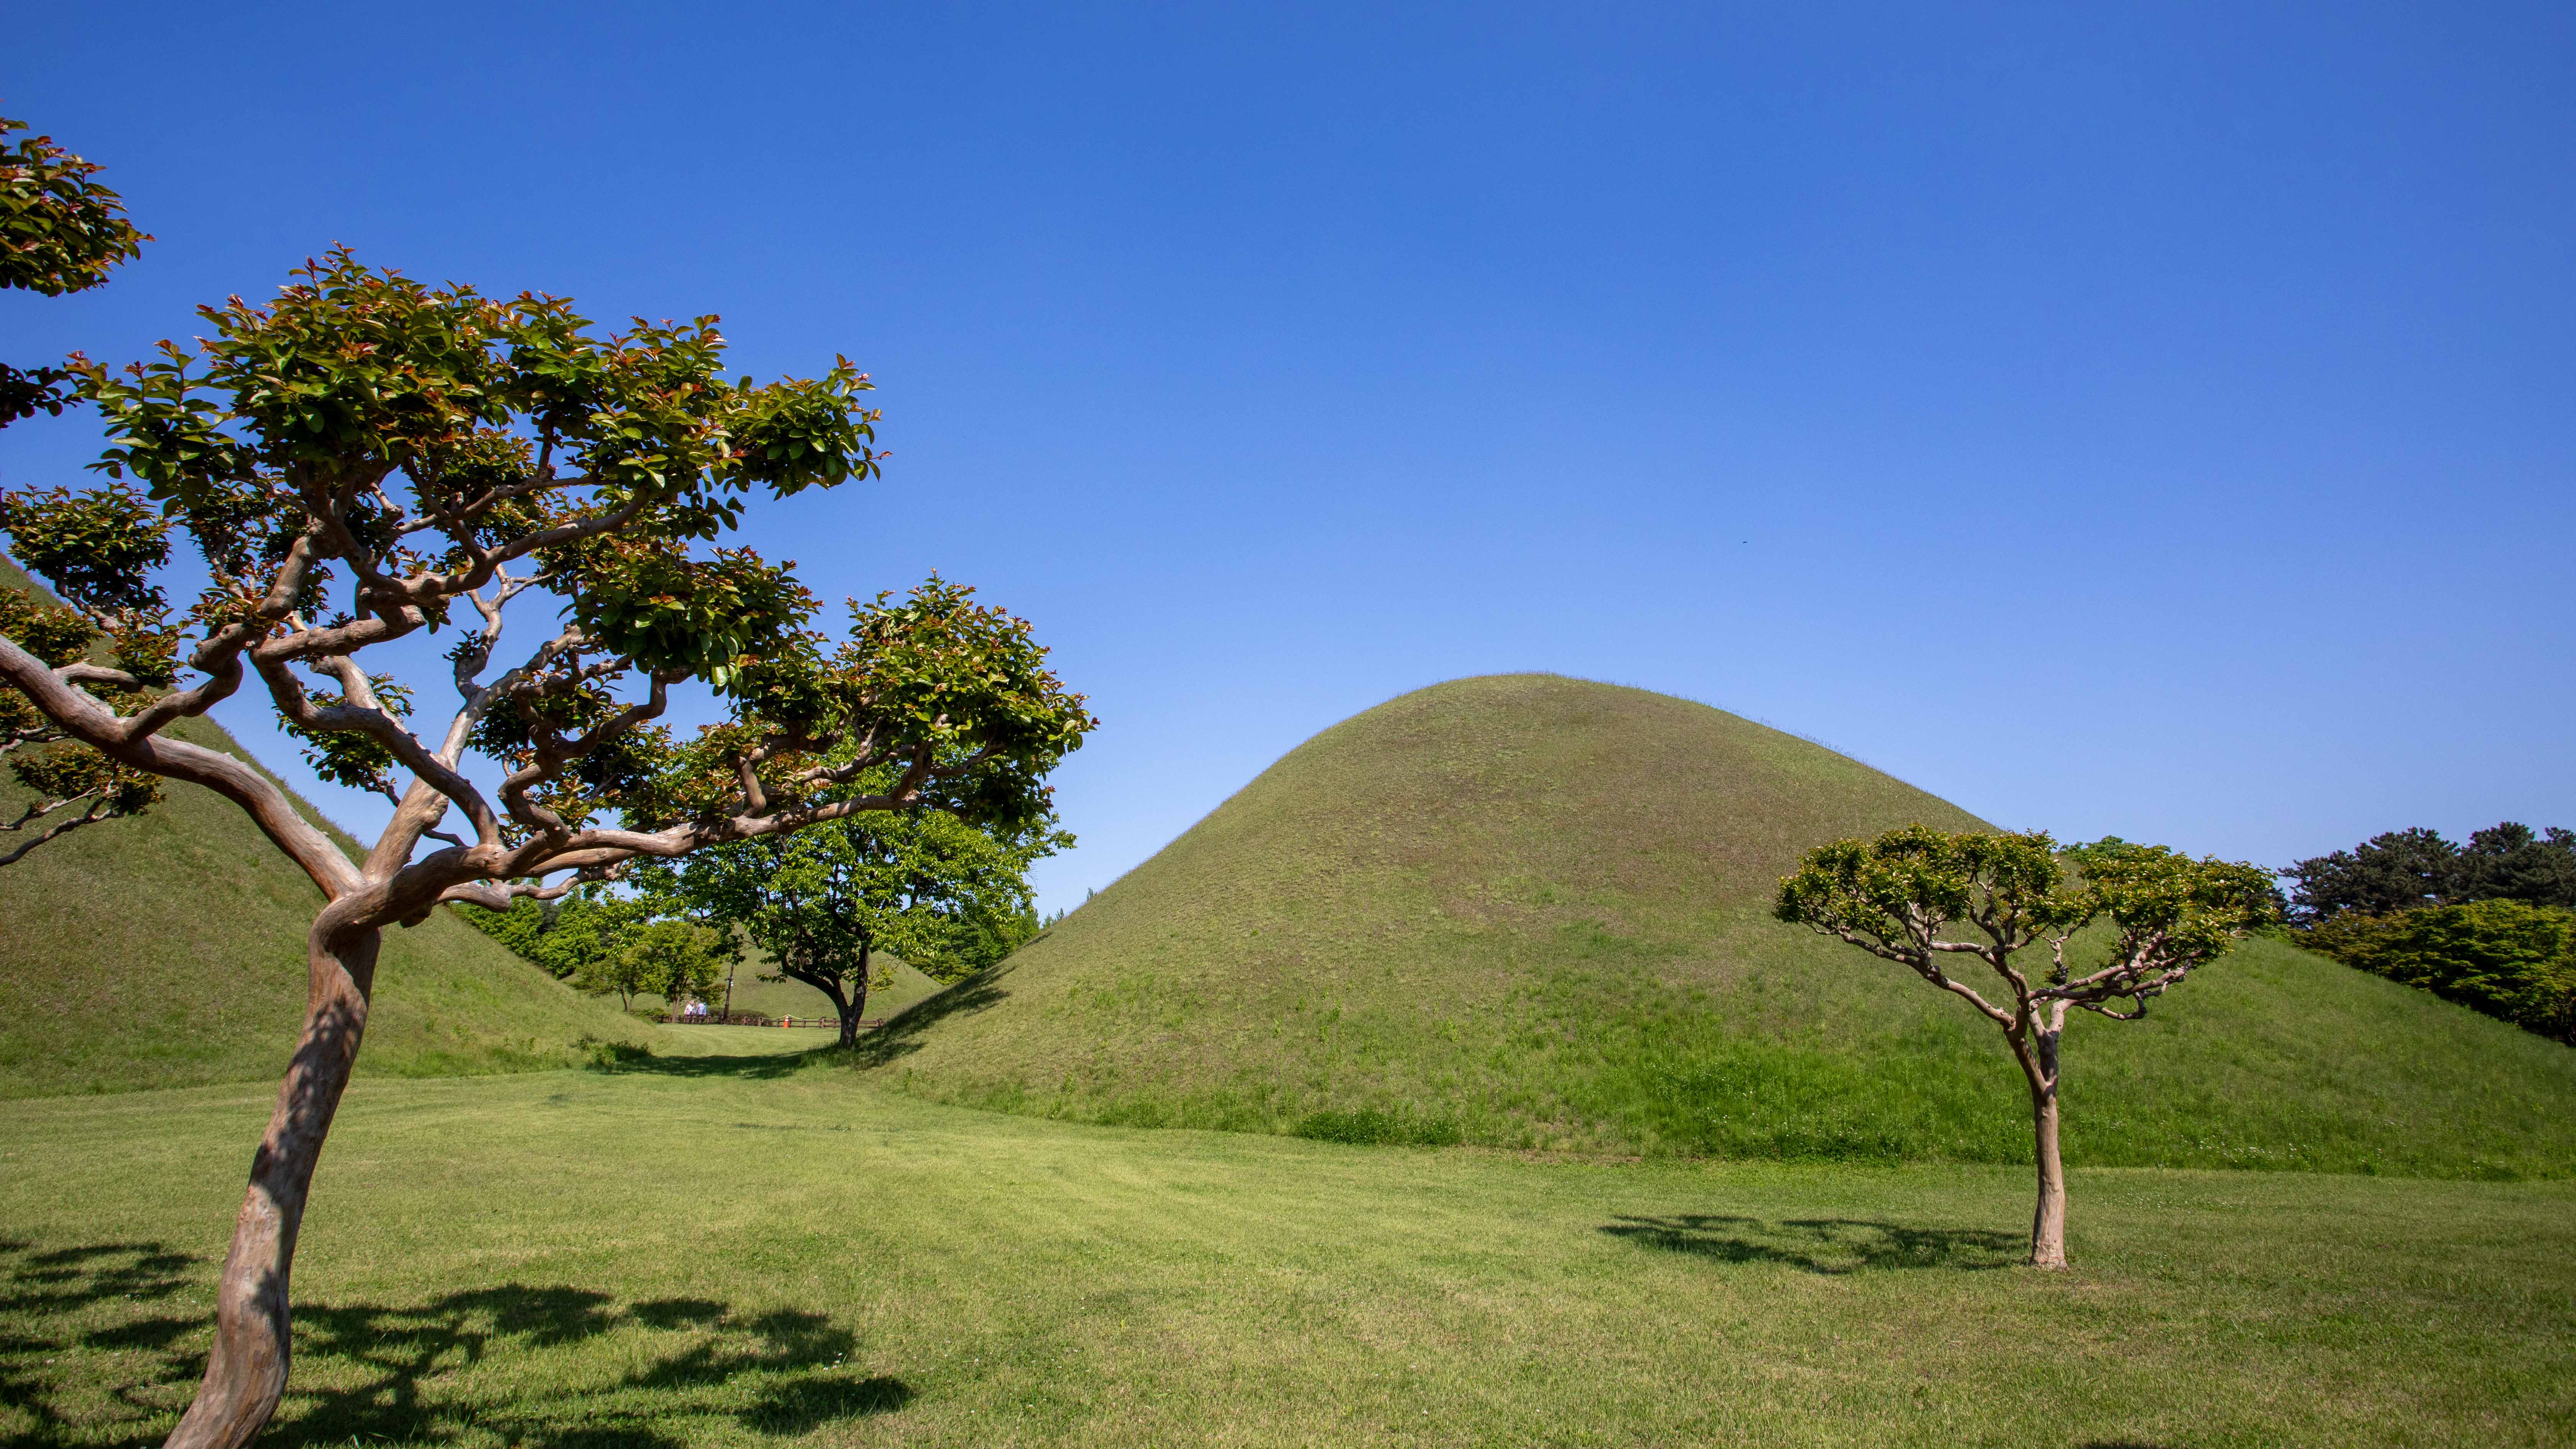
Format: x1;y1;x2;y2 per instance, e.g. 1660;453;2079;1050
858;674;2576;1177
0;558;652;1099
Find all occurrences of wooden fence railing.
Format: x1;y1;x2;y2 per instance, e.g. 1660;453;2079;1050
665;1014;885;1030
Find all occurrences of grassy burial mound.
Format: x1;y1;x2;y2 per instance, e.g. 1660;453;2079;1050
863;674;2576;1176
0;567;651;1100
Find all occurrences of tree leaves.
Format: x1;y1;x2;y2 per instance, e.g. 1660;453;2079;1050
0;114;148;298
1774;826;2279;1012
642;762;1068;997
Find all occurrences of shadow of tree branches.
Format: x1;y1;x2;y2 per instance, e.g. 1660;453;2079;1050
588;1046;828;1080
1599;1214;2023;1273
0;1239;200;1448
0;1240;908;1448
838;963;1018;1068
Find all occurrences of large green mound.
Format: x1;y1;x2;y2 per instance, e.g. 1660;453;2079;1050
0;568;651;1100
865;674;2576;1176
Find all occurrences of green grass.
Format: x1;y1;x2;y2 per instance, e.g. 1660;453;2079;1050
856;675;2576;1175
0;561;652;1099
1;1050;2569;1447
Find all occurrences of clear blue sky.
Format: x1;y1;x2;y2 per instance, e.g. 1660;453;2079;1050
6;3;2572;912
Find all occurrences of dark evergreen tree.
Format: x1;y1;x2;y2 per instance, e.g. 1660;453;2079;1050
2282;827;2461;923
2285;822;2576;923
2457;824;2576;910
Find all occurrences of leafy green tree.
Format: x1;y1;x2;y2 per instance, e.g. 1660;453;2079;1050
0;251;1091;1449
644;778;1066;1046
2458;824;2576;911
2299;899;2576;1043
2282;827;2461;922
1;110;150;426
1775;828;2276;1268
457;885;646;980
577;915;729;1013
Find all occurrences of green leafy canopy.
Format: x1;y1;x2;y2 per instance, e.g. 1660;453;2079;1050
1774;826;2280;1018
1;109;150;427
0;249;1092;933
637;759;1068;1030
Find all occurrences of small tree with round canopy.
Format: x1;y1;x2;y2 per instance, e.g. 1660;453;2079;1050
1773;828;2275;1268
575;913;731;1013
0;251;1092;1449
642;770;1067;1046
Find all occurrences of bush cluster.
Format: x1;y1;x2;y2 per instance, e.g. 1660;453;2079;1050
2298;900;2576;1043
2282;822;2576;1044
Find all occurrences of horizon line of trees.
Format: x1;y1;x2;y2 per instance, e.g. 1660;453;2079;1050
457;794;1057;1034
2282;822;2576;1044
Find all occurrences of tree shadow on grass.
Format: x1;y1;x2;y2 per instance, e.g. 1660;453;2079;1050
1600;1214;2023;1274
590;966;1020;1081
838;963;1018;1069
0;1240;201;1449
597;1047;833;1080
0;1241;910;1449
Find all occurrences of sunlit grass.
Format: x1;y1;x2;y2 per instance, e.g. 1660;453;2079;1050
2;1048;2569;1447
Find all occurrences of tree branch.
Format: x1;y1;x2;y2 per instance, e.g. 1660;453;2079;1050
0;632;360;897
0;792;117;866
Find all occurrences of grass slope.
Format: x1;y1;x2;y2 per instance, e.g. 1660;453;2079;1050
863;674;2576;1176
2;1058;2568;1447
0;561;651;1100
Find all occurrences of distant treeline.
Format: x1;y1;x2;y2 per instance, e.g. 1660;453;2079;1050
2284;823;2576;1044
455;891;730;1014
455;884;1039;1009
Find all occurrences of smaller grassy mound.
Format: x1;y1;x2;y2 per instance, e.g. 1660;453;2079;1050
0;562;650;1099
0;713;654;1099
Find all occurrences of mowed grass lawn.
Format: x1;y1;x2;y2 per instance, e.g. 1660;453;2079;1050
3;1033;2570;1448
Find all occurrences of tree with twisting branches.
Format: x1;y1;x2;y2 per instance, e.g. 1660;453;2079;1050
1773;828;2276;1268
0;250;1092;1449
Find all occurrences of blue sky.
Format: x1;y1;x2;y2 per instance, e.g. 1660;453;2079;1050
6;3;2572;911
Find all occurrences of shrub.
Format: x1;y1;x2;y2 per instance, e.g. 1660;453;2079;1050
2299;900;2576;1043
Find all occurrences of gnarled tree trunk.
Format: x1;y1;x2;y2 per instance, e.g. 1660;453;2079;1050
2024;1028;2067;1270
839;942;872;1049
781;943;872;1049
164;920;380;1449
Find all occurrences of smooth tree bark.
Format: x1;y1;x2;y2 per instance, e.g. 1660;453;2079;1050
2022;1014;2068;1269
169;918;377;1448
1773;828;2275;1270
0;255;1091;1449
